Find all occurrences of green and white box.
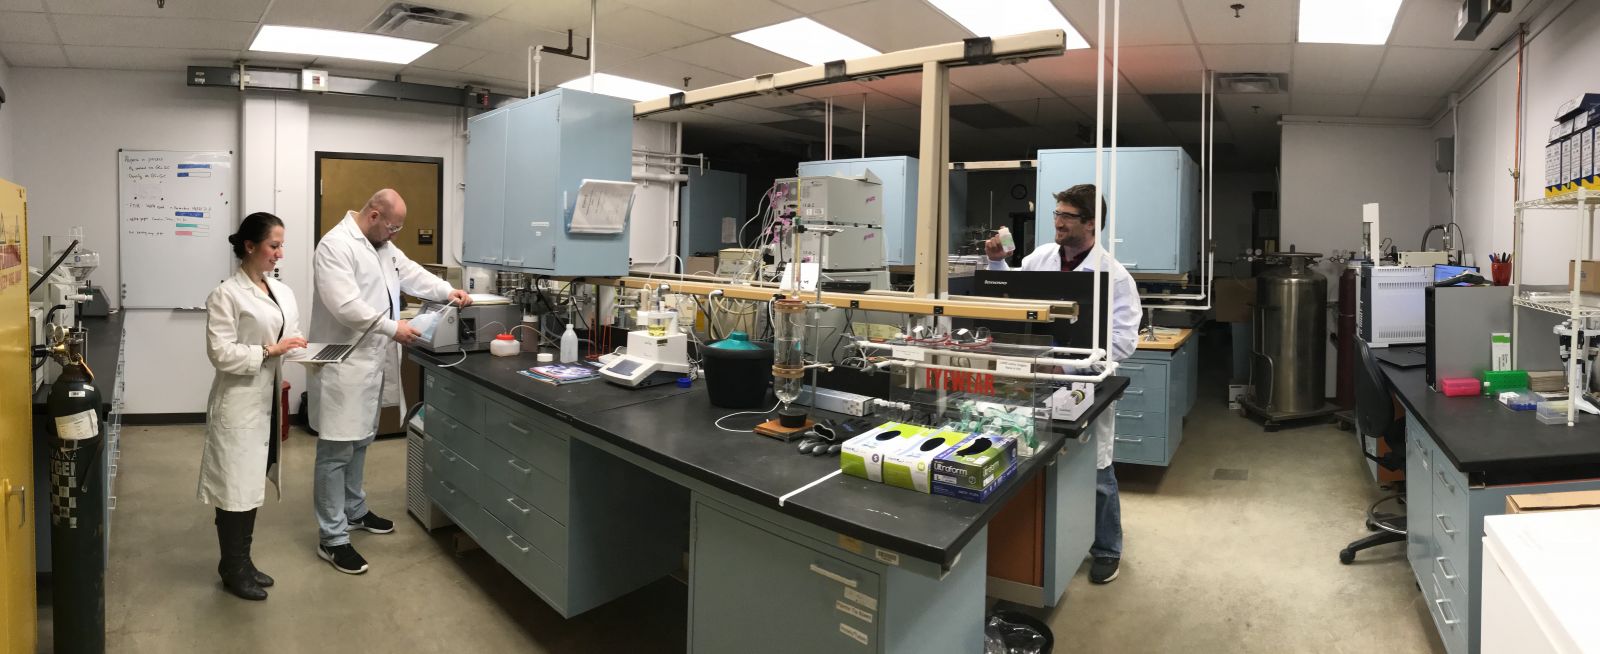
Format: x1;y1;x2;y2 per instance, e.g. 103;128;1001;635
841;423;932;482
882;429;965;493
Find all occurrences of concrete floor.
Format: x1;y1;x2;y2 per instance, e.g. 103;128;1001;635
81;332;1445;653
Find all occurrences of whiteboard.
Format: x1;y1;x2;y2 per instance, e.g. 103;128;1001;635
118;149;234;309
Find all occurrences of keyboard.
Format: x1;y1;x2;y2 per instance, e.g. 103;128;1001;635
311;343;354;361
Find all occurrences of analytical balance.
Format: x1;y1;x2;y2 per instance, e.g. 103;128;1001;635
599;329;691;388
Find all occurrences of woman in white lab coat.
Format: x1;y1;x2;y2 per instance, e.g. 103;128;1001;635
200;212;306;601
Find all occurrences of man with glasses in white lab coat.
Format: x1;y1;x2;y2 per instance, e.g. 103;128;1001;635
985;184;1141;584
308;188;471;574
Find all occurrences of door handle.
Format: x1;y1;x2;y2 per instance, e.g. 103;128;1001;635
507;459;534;475
4;481;24;528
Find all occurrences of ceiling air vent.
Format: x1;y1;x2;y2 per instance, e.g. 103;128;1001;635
1216;73;1287;94
367;3;472;43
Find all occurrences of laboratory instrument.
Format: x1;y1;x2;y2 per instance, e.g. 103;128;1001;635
1242;249;1337;429
597;330;691;388
701;332;773;409
414;297;519;354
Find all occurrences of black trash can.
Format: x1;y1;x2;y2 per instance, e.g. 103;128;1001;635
701;332;774;409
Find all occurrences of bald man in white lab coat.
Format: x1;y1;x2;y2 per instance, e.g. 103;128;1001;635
308;189;470;574
986;184;1141;584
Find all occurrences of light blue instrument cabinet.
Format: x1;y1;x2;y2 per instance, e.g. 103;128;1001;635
1035;147;1198;274
1113;336;1197;466
797;156;919;265
464;88;634;276
679;168;747;257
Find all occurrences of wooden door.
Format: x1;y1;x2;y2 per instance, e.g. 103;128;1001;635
0;178;36;654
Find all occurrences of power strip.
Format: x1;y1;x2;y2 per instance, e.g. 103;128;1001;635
799;386;872;416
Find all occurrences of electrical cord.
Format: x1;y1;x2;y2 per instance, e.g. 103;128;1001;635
715;400;780;433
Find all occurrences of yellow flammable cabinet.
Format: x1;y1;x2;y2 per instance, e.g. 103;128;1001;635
0;177;34;654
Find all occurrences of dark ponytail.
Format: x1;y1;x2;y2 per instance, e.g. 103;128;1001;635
229;212;284;259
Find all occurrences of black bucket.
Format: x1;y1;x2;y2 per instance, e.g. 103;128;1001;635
701;341;774;409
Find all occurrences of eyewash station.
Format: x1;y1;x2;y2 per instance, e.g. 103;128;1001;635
404;30;1136;653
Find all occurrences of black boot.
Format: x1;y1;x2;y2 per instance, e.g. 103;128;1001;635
215;509;267;601
240;508;274;587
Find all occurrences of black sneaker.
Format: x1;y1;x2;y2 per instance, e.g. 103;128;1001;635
317;544;369;575
1089;557;1120;584
349;510;395;534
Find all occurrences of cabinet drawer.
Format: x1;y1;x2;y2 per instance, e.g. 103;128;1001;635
1430;463;1470;560
1112;433;1168;465
1430;552;1467;605
424;371;483;433
483;396;571;483
1405;434;1435;572
480;436;570;525
479;473;569;567
1114;361;1168;395
476;507;569;614
427;439;483;501
425;403;483;464
1114;383;1167;413
1427;573;1468;654
427;442;482;533
1113;408;1169;439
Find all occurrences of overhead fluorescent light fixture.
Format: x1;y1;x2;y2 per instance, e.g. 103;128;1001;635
927;0;1090;49
1298;0;1403;45
732;18;881;66
559;73;679;102
249;25;437;65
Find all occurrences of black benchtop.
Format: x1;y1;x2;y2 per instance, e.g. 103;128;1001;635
409;346;1126;568
33;312;123;413
1385;366;1600;483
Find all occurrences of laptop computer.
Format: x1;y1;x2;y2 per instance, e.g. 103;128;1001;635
288;319;381;364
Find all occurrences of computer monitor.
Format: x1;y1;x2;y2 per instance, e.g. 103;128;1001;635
963;270;1111;349
1433;264;1479;286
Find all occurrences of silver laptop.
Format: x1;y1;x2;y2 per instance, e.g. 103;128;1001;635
292;320;381;364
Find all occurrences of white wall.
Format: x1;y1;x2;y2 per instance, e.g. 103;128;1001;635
1280;122;1438;265
0;55;13;182
1441;0;1600;286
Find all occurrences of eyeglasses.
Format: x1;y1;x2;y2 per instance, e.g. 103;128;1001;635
1053;210;1084;221
384;222;404;234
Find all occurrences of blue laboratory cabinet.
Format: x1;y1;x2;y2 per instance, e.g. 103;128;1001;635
679;168;747;257
1113;336;1197;466
797;156;919;265
463;88;634;276
1035;147;1198;274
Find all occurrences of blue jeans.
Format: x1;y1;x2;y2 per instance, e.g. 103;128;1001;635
314;436;373;547
1092;464;1123;559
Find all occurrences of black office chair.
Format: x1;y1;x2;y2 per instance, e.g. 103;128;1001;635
1339;341;1407;564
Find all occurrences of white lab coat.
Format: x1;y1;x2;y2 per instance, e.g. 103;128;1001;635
308;212;453;441
199;268;302;510
989;243;1142;469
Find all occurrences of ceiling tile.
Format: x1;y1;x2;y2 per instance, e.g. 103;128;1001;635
858;72;986;105
0;11;55;44
1180;0;1291;44
1369;46;1487;97
310;58;406;77
660;36;805;78
1167;120;1230;142
0;41;65;66
492;0;629;34
1199;44;1291;73
692;101;798;124
261;0;389;32
1117;45;1204;94
1067;93;1162;123
994;97;1091;126
771;0;867;13
405;44;487;71
1359;94;1444;119
726;90;815;109
602;54;738;92
866;107;919;127
1290;43;1384;95
951;64;1053;102
1215;92;1288;123
63;45;237;70
52;15;256;50
1017;50;1136;97
1289;93;1364;116
628;0;798;36
583;6;716;53
0;0;44;10
1054;0;1192;46
425;0;518;17
813;0;966;53
792;82;914;110
45;0;269;21
459;47;590;88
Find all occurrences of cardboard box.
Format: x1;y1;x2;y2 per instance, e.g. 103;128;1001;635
931;432;1018;502
685;256;718;276
1213;277;1257;323
882;429;964;493
1228;384;1248;410
1570;260;1600;293
1505;490;1600;514
840;423;932;483
1491;333;1511;372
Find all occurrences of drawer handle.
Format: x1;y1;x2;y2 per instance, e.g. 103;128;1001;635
1121;364;1146;371
1436;514;1457;536
440;386;458;397
440;481;458;495
507;459;534;475
1434;598;1460;626
1114;436;1143;444
1124;389;1145;396
1436;470;1454;493
1115;411;1145;419
507;422;530;435
1435;556;1458;581
440;415;459;429
506;497;532;515
808;563;859;588
441;450;458;463
506;534;531;554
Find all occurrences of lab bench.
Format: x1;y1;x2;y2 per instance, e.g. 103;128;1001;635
1385;367;1600;654
1113;328;1197;466
408;348;1125;652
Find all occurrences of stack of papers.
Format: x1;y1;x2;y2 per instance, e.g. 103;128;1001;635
518;362;602;385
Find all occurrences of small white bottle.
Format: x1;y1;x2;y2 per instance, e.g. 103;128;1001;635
996;226;1016;255
559;323;579;363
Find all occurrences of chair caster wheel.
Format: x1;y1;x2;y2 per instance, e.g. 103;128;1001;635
1339;549;1355;565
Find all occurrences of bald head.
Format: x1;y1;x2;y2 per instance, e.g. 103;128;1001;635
358;188;407;246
